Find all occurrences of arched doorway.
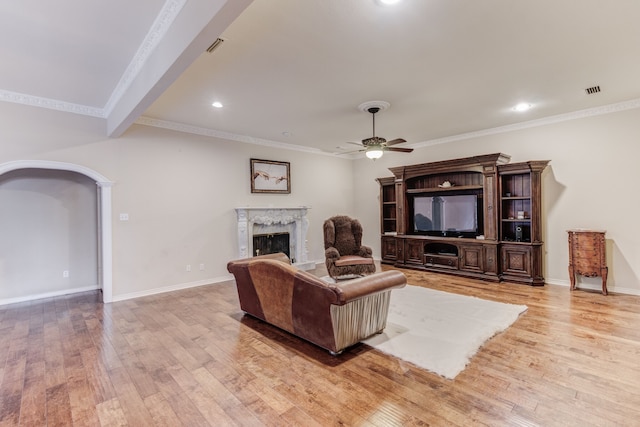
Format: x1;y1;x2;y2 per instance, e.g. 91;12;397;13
0;160;113;303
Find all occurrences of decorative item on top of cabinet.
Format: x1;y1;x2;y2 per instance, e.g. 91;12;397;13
567;229;608;295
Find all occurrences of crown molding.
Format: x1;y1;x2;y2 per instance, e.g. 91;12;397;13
0;0;187;120
409;97;640;149
0;90;105;118
135;116;334;156
103;0;186;116
137;98;640;157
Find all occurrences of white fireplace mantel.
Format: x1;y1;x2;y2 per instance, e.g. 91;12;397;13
234;207;314;270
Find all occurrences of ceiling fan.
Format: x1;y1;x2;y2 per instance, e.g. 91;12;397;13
347;106;413;159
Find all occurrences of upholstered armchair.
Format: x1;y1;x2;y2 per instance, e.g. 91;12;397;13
323;215;376;279
227;252;406;354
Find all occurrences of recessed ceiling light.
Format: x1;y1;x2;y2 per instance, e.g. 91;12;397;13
513;103;532;112
379;0;401;5
211;101;223;108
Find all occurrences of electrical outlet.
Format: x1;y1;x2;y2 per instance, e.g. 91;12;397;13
199;263;205;271
119;213;129;221
63;270;69;278
186;264;191;272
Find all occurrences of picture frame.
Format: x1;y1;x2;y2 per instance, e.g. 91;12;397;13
250;158;291;194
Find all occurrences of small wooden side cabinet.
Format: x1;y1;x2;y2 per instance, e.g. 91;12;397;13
567;229;608;295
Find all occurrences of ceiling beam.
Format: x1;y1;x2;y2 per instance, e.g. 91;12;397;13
106;0;253;137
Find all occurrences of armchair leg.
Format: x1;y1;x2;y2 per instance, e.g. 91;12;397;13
329;349;343;356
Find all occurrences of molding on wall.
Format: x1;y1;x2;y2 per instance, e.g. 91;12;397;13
409;98;640;149
0;160;114;303
0;90;106;117
545;278;640;296
111;276;231;303
0;159;112;183
0;0;186;120
0;285;99;307
135;116;333;156
136;98;640;155
103;0;187;117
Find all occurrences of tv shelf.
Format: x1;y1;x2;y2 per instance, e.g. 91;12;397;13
378;154;549;285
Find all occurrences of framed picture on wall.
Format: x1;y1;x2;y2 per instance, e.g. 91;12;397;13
250;159;290;194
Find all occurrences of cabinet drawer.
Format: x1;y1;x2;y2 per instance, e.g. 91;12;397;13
425;254;459;270
571;248;598;260
570;233;605;249
574;267;601;277
574;258;601;274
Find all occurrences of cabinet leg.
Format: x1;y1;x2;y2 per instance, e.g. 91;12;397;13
568;265;576;291
601;267;608;295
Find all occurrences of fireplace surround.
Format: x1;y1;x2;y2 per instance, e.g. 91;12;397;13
235;207;314;270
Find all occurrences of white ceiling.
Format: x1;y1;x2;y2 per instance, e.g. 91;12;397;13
3;0;640;157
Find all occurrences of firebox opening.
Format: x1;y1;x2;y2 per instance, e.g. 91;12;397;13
253;232;291;260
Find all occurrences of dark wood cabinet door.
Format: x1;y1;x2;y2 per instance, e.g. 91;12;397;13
501;245;532;278
380;236;397;262
460;244;484;273
404;239;424;265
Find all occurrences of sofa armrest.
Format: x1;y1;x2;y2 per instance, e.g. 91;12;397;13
227;252;291;272
333;270;406;304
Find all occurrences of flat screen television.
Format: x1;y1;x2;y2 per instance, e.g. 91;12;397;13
411;193;481;237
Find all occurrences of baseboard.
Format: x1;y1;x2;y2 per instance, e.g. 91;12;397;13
0;285;99;307
545;278;640;296
110;275;233;302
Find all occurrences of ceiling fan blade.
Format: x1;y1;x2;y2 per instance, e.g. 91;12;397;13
385;147;413;153
346;141;364;147
385;138;407;146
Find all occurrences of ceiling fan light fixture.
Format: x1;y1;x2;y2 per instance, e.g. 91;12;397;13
366;147;384;160
346;100;412;159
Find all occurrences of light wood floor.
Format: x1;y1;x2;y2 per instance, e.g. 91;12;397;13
2;265;640;426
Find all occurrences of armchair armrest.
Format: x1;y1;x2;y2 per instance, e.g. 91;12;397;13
325;247;341;261
356;245;373;258
332;270;406;305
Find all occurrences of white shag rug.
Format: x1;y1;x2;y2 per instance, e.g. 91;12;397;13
362;284;527;379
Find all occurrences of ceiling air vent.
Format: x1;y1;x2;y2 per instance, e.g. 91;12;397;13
585;85;601;95
206;38;224;53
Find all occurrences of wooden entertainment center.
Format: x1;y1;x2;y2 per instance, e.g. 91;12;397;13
378;153;549;285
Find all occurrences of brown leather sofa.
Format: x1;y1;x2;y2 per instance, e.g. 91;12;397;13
227;253;407;355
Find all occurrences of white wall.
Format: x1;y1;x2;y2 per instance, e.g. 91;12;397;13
0;102;356;302
0;169;98;299
2;101;640;300
106;125;356;299
353;107;640;295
